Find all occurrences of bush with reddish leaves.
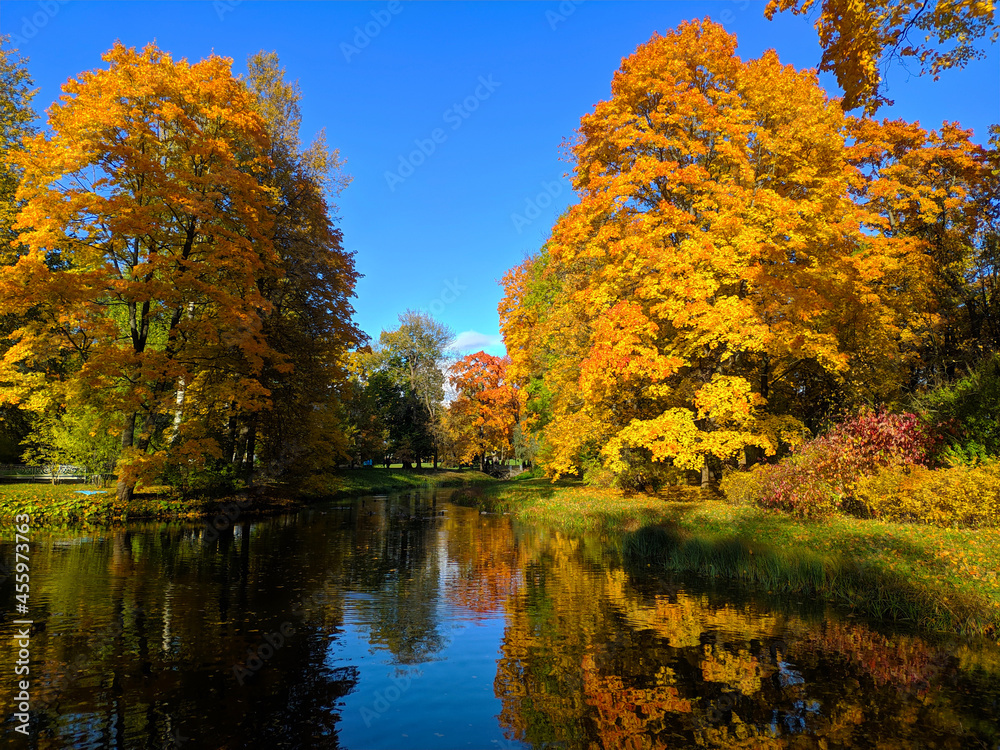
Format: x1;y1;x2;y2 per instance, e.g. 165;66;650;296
747;409;938;518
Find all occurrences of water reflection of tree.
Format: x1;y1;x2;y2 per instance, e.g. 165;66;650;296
338;494;449;663
4;500;1000;748
0;516;360;748
443;511;521;615
494;532;605;749
493;529;1000;750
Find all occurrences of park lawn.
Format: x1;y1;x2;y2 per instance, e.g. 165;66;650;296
467;475;1000;638
0;468;496;527
0;483;220;526
314;467;496;498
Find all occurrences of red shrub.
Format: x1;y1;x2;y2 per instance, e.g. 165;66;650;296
754;409;937;518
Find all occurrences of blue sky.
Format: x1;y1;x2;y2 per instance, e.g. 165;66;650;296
3;1;998;356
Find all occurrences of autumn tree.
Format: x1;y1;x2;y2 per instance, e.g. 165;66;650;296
0;43;283;501
360;311;453;468
0;36;35;261
366;371;434;469
447;351;523;472
230;52;363;483
0;36;36;462
500;21;930;487
343;348;390;467
380;311;453;422
766;0;998;114
847;117;1000;380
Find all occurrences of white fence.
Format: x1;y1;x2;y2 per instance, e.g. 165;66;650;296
0;464;112;485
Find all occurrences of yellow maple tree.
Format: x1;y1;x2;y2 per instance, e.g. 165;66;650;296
0;43;282;501
500;20;930;485
766;0;997;115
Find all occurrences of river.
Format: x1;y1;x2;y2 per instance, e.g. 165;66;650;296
1;488;998;749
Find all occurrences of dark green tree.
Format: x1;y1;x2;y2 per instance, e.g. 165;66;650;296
368;311;453;468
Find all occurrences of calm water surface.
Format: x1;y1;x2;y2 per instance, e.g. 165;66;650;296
1;489;999;749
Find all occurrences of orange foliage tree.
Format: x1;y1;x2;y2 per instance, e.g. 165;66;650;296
0;37;37;462
235;52;363;482
766;0;997;115
0;43;287;501
500;20;931;486
847;117;1000;378
446;351;524;471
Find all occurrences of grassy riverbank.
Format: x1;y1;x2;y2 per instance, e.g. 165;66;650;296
460;475;1000;638
312;467;496;498
0;468;495;526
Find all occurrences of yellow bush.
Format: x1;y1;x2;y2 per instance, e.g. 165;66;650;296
719;465;767;505
854;461;1000;528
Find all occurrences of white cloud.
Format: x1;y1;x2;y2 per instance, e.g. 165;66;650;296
449;330;504;353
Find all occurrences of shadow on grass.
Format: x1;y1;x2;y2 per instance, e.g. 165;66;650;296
620;519;997;637
449;475;568;510
299;467;497;501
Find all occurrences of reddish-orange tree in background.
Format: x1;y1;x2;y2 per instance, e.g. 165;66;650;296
447;352;524;472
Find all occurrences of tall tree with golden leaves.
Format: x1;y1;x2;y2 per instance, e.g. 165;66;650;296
233;52;363;482
0;36;35;261
0;36;37;461
501;20;930;486
0;43;281;501
847;117;1000;378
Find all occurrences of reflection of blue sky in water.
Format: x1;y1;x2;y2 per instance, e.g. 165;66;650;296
333;610;515;750
334;533;523;749
772;699;822;735
778;660;805;687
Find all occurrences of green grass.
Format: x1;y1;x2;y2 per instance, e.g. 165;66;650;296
0;482;196;526
471;475;1000;638
0;468;496;527
311;467;496;498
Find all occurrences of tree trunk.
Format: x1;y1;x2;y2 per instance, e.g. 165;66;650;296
243;414;257;482
701;461;711;489
233;425;249;469
433;449;438;470
224;405;238;464
117;412;136;503
170;376;186;446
